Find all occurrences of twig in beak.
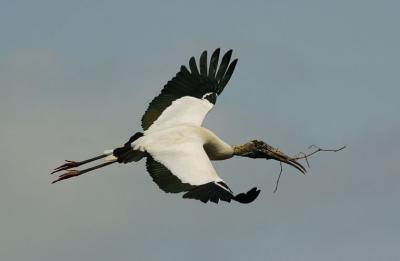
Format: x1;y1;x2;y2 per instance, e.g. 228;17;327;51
274;162;283;193
273;145;346;193
291;145;346;161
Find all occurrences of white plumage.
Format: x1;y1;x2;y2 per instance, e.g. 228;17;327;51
146;96;213;132
134;125;231;186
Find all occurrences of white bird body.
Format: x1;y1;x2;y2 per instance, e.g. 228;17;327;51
131;124;228;185
133;124;233;186
137;125;233;159
52;48;306;204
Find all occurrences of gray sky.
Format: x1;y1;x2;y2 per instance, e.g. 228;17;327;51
1;1;399;260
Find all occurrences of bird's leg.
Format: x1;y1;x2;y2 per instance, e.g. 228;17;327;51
51;151;114;174
52;160;117;184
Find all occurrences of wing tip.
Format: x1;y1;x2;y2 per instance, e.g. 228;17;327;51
233;187;261;204
182;182;260;204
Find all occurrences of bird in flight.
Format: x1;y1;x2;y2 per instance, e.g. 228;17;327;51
51;48;306;204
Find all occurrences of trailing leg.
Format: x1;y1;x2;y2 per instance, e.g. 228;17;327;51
52;160;117;184
51;132;144;183
51;153;110;174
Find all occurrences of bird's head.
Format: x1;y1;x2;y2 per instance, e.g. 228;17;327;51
233;140;306;174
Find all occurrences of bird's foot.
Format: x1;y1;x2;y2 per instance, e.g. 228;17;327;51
52;169;81;184
51;160;81;174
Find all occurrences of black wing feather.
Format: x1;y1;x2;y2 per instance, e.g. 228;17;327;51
199;51;208;77
189;57;200;78
215;49;232;83
208;48;220;79
219;59;238;91
183;182;232;203
182;182;261;204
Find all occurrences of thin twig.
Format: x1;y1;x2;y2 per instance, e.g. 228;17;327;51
299;152;310;168
273;162;283;193
273;145;346;193
291;145;346;161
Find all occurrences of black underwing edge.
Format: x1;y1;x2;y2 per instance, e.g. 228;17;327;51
146;155;195;193
146;156;261;204
183;182;261;204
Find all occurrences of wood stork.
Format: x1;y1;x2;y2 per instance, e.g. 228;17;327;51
51;48;306;204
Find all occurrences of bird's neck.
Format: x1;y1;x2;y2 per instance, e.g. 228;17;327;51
232;142;257;157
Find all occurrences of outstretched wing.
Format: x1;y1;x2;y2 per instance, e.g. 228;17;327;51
141;49;238;131
144;140;260;204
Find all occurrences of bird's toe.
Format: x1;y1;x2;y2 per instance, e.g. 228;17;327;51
52;170;81;184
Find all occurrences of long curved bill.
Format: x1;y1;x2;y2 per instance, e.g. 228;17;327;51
267;149;307;175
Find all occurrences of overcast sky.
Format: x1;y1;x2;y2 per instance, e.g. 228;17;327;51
1;1;399;260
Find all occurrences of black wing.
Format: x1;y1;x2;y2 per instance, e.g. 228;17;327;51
141;48;238;130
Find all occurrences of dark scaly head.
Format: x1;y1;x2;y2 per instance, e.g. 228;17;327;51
233;140;306;174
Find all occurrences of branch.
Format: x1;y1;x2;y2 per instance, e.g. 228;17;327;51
273;145;346;193
291;145;346;167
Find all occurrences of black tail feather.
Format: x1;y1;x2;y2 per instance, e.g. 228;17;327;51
113;132;143;163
